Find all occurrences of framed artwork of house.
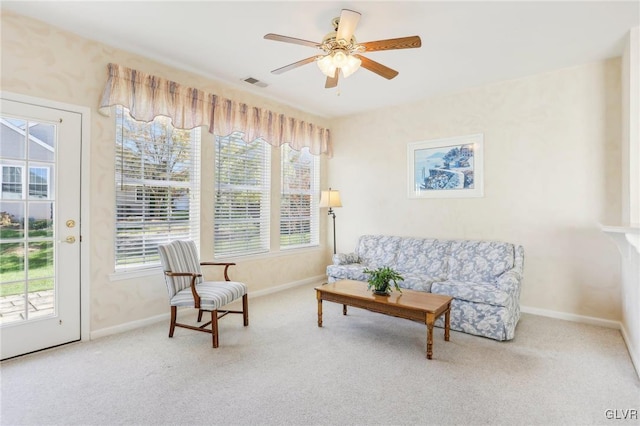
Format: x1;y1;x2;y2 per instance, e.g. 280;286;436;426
407;133;484;198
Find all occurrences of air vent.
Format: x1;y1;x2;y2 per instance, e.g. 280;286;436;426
242;77;268;88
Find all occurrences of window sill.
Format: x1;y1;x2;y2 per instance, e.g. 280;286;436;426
109;266;163;282
109;246;325;282
214;245;324;262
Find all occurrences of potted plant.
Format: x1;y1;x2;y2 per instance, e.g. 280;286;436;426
363;266;404;296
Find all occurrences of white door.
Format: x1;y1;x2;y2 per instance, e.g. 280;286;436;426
0;98;82;359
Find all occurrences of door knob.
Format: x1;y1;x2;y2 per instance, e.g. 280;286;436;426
62;236;76;244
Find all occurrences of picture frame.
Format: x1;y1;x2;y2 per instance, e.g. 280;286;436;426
407;133;484;198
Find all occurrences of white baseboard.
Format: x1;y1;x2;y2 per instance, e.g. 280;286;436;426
91;312;169;340
521;305;621;329
248;275;326;298
521;305;640;379
90;275;326;340
619;323;640;379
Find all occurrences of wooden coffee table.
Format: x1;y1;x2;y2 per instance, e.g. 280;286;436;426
315;279;453;359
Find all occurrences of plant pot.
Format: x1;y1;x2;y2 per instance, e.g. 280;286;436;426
373;289;390;296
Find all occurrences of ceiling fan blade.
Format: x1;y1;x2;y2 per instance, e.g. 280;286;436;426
264;33;320;48
336;9;361;43
354;55;399;80
271;56;319;74
325;69;339;88
359;36;422;52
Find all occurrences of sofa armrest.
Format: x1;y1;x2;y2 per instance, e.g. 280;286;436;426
332;252;360;265
495;269;522;294
495;245;525;293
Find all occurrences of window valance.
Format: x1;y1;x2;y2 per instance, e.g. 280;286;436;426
99;63;332;156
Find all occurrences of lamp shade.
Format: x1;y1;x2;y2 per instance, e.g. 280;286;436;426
317;54;337;78
319;189;342;208
316;52;361;79
340;54;362;78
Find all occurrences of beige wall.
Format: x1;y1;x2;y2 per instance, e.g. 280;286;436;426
1;11;331;333
330;59;623;321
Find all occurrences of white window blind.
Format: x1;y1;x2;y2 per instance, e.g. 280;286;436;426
214;133;270;258
115;106;200;270
280;145;319;249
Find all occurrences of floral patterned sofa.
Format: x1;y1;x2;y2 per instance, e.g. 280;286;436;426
326;235;525;341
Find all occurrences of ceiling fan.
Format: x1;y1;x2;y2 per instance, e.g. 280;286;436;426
264;9;421;88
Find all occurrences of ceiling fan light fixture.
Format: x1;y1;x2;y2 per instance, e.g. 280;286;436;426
341;54;361;78
317;54;337;77
332;50;348;67
317;51;361;79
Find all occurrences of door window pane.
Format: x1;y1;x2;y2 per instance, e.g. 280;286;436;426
1;165;23;199
28;241;54;279
28;166;52;199
27;278;54;319
0;202;25;239
27;202;53;238
0;242;25;283
0;117;26;159
28;122;55;162
0;288;25;324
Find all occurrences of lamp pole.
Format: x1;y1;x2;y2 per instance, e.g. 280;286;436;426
328;207;337;254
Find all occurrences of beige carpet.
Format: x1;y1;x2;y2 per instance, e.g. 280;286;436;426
1;282;638;425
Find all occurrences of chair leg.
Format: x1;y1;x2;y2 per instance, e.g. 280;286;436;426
242;294;249;326
211;310;219;348
169;306;177;338
197;310;203;322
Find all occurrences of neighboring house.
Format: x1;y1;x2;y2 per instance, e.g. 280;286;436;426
0;119;53;224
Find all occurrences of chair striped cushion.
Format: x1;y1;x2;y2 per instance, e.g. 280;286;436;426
158;240;203;298
170;281;247;310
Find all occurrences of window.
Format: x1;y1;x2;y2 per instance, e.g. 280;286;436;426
115;106;200;270
1;166;23;199
214;133;270;258
28;167;50;199
1;166;51;200
280;145;319;249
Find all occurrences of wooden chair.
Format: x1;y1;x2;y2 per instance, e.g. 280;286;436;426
157;240;248;347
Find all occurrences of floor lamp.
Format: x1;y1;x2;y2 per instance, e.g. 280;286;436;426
319;188;342;254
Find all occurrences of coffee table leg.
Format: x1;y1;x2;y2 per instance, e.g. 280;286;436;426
343;304;347;315
426;312;435;359
444;305;451;342
316;292;323;327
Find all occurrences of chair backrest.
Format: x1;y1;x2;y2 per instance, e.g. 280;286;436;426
158;240;203;299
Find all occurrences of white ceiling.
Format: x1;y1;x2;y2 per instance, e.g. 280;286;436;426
2;1;638;118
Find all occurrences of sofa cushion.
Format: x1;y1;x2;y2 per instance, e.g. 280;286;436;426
447;240;514;283
431;280;511;307
397;272;440;292
332;252;360;265
395;238;450;278
326;263;368;282
355;235;402;268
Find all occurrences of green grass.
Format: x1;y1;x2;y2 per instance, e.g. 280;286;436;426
0;279;53;297
0;241;54;296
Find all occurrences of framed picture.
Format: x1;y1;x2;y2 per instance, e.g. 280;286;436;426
407;133;484;198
